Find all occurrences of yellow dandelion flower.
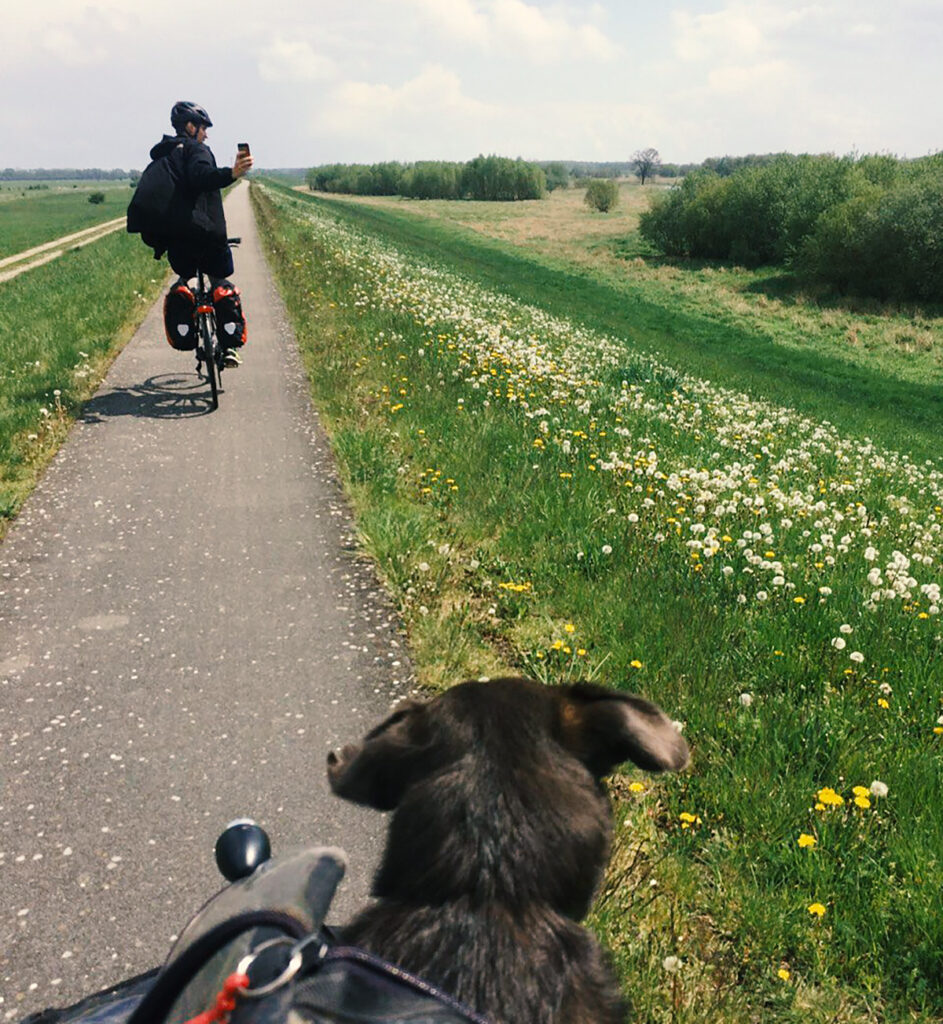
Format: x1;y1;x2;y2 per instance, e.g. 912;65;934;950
854;795;871;809
777;968;791;981
797;833;817;848
807;902;826;917
628;782;645;793
630;659;643;669
816;787;844;807
564;623;576;634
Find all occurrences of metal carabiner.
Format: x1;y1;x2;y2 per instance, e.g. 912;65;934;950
236;936;304;1000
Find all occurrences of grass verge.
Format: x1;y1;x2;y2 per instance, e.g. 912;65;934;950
312;185;942;464
0;183;132;258
253;181;942;1023
0;232;167;535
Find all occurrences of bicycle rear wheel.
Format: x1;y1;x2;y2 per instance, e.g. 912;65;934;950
199;313;219;410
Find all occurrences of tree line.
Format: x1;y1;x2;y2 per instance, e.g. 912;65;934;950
307;156;548;201
1;168;135;181
638;152;943;303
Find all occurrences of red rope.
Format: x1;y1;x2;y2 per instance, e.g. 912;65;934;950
179;972;250;1024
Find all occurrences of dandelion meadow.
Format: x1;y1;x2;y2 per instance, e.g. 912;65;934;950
253;182;942;1022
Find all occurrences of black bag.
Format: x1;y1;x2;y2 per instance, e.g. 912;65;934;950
23;847;490;1024
126;149;193;259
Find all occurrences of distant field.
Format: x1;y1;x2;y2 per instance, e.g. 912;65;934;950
257;181;942;1023
0;180;132;257
325;182;943;395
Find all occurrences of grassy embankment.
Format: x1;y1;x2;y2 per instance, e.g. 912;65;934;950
253;179;941;1023
0;181;133;258
337;181;943;392
0;231;166;533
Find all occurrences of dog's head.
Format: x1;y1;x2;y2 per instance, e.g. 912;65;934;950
328;677;688;918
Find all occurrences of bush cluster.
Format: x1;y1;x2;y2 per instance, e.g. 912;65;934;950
584;179;619;213
306;155;547;202
639;153;943;302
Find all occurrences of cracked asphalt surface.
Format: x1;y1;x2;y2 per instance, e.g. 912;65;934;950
0;182;406;1019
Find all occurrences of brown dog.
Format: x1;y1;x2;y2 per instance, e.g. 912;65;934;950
327;677;689;1024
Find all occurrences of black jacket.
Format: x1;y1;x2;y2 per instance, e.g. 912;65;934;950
149;134;234;245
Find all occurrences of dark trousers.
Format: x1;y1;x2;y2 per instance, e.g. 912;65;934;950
168;241;234;283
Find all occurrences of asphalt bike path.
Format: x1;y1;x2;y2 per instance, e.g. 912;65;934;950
0;182;408;1018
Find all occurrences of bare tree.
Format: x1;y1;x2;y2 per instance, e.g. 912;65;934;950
632;148;661;185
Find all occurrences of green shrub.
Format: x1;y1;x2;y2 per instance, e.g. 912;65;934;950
542;162;570;191
306;156;546;202
584;179;619;213
798;171;943;301
88;192;105;205
640;151;943;299
462;155;546;201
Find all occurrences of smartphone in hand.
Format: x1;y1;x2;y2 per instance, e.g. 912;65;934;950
238;143;250;156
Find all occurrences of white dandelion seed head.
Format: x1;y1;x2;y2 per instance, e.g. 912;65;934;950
869;780;888;798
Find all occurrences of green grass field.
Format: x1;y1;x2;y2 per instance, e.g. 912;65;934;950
0;181;131;258
0;230;165;528
254;180;943;1023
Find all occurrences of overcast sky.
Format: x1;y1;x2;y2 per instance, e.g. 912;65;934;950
3;0;940;171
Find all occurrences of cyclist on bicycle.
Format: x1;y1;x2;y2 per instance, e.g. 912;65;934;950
154;102;253;366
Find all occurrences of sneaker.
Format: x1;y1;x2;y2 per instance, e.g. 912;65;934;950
222;348;243;368
163;281;196;350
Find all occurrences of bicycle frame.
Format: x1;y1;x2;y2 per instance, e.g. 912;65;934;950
191;237;241;411
193;269;222;409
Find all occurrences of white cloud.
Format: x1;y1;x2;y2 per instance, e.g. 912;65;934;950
399;0;491;45
706;59;794;97
672;2;820;63
399;0;618;62
490;0;618;62
0;0;939;168
258;39;337;83
322;64;493;147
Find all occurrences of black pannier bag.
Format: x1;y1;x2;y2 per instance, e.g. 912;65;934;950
22;846;490;1024
212;283;247;347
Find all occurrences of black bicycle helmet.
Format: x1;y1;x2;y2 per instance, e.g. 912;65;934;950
171;101;213;130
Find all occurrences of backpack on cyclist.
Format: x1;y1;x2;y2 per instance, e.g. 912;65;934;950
127;147;194;259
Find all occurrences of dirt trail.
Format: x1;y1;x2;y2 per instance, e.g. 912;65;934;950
0;218;126;283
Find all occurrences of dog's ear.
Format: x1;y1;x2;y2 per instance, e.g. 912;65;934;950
557;682;689;777
327;700;448;811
